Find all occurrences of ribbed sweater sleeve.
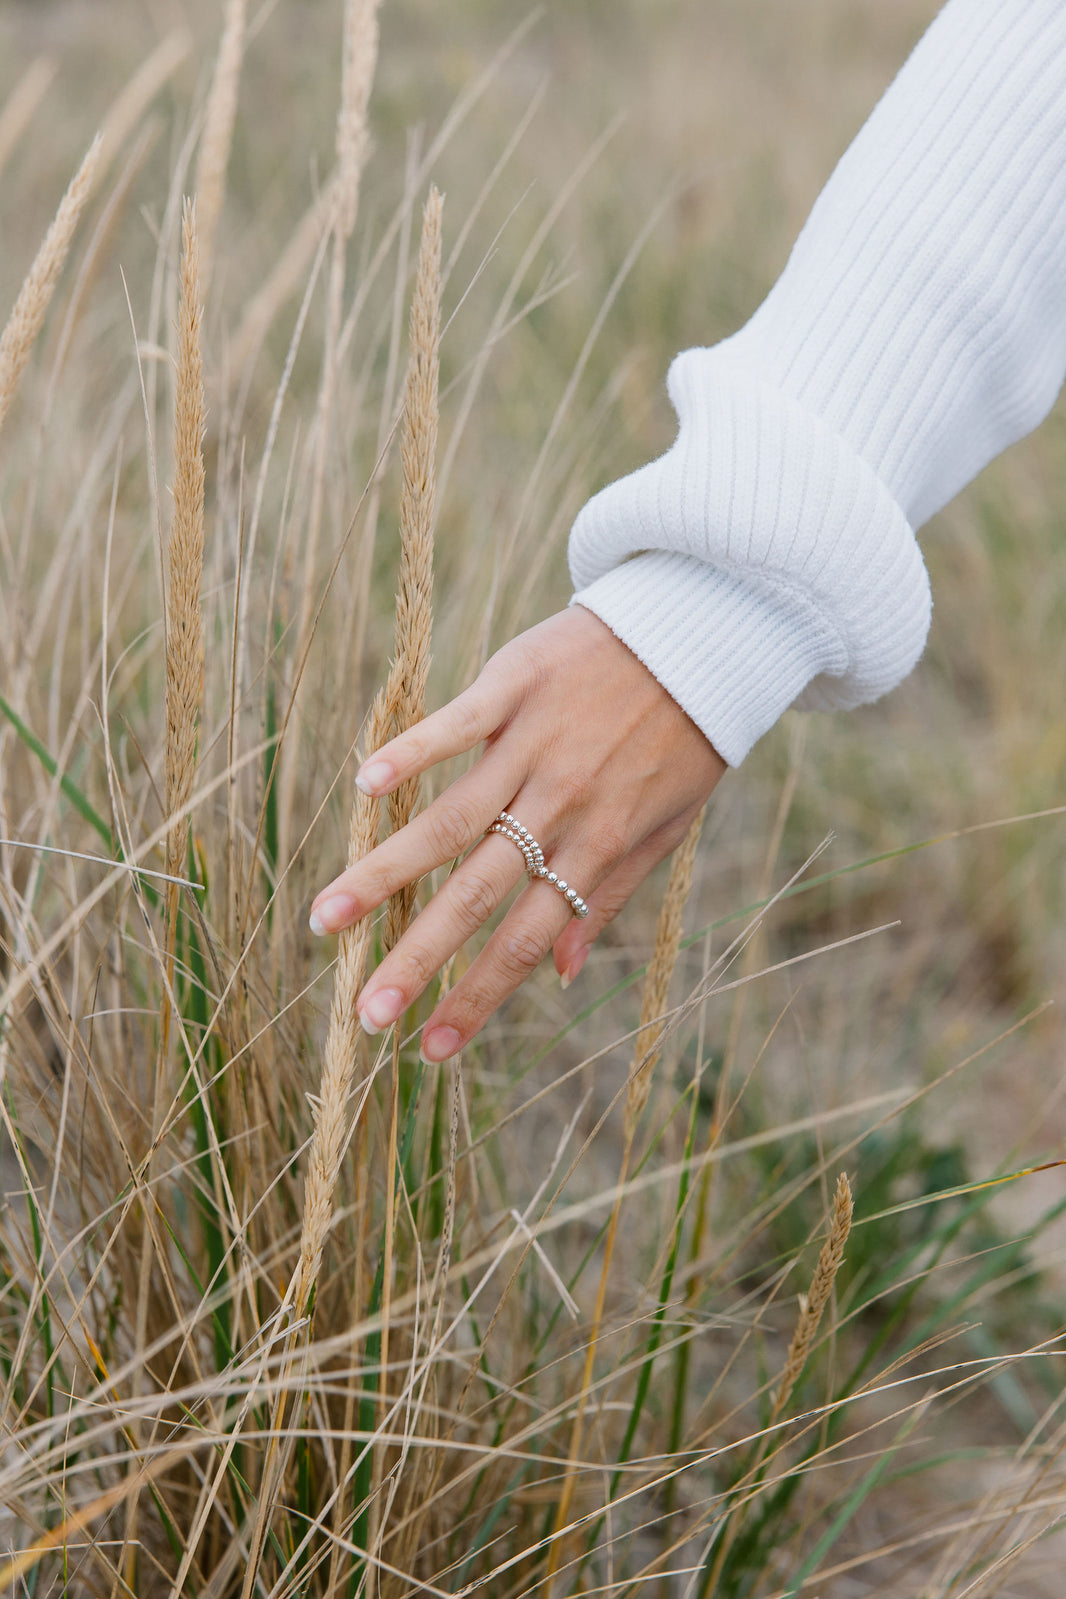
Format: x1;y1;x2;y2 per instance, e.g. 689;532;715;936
567;0;1066;766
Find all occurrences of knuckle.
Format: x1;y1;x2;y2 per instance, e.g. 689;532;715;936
553;766;597;816
497;923;548;979
450;868;499;928
399;730;430;770
448;693;485;749
585;820;628;871
397;941;437;992
425;796;479;860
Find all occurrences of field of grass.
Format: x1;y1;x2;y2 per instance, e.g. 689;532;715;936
2;1;1066;1594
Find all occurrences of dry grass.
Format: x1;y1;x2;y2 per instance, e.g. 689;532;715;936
1;3;1065;1596
0;133;99;436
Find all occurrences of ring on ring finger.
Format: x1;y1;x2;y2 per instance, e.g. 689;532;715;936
488;810;590;918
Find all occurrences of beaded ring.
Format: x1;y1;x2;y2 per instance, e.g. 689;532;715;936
487;810;590;918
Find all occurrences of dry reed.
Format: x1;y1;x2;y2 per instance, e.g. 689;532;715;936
0;134;100;439
194;0;247;290
703;1169;855;1595
164;199;207;884
96;29;190;175
385;185;443;952
546;806;706;1591
276;0;382;882
336;0;380;245
231;183;335;370
293;684;397;1316
772;1169;854;1420
0;57;56;181
624;806;707;1142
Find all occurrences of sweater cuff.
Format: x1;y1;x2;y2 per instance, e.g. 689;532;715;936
571;551;845;767
568;351;933;762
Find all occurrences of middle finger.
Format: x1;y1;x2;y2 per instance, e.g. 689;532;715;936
310;746;522;933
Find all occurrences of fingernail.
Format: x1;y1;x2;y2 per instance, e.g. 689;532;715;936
358;987;405;1035
356;760;394;796
308;893;357;934
419;1026;462;1064
560;947;589;991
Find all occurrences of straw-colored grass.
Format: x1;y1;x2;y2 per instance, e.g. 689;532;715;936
0;134;99;436
194;0;247;290
1;3;1065;1596
164;198;207;886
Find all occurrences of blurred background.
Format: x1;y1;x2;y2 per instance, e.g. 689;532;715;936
3;1;1066;1592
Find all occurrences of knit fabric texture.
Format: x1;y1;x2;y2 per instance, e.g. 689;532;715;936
569;0;1066;766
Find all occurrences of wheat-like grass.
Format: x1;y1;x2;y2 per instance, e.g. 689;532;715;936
772;1169;853;1420
546;807;705;1592
276;0;382;887
701;1169;855;1596
164;198;207;885
97;28;190;175
385;185;443;952
194;0;247;290
624;806;707;1143
0;134;100;439
294;667;403;1319
237;684;395;1597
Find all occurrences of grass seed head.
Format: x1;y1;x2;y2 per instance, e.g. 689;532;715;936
0;133;100;438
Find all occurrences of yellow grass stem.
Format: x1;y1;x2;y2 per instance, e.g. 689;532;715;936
0;57;56;181
0;134;100;439
294;689;394;1316
385;184;443;952
123;196;207;1596
97;29;190;175
278;0;381;887
194;0;247;290
546;808;705;1592
164;198;207;887
230;183;335;371
624;807;707;1143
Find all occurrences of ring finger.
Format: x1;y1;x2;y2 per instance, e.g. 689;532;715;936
355;830;528;1033
357;803;603;1041
417;833;610;1062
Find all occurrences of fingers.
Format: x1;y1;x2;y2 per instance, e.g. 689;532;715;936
353;666;518;799
354;834;527;1033
552;810;700;984
418;855;591;1062
551;829;681;985
354;803;604;1041
310;747;521;933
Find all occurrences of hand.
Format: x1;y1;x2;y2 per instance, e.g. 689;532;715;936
309;605;726;1061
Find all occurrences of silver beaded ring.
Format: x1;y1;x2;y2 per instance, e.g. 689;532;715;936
487;810;590;918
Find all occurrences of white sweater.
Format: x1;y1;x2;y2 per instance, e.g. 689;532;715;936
568;0;1066;766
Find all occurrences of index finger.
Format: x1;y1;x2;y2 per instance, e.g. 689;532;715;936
354;669;516;798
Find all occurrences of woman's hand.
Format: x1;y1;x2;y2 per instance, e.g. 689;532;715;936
309;605;726;1061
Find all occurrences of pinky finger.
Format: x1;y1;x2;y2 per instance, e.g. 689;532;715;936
551;833;673;986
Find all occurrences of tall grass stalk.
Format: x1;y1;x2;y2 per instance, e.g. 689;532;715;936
0;56;56;180
194;0;248;291
0;135;100;438
546;807;705;1591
